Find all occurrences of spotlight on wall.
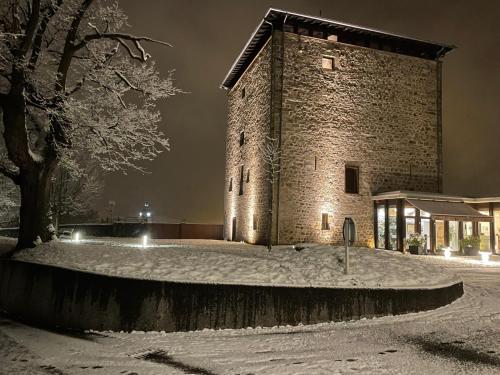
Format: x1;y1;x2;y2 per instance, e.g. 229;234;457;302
74;232;80;243
142;235;148;248
479;251;490;263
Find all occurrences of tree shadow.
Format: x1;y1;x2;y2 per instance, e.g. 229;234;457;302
407;336;500;367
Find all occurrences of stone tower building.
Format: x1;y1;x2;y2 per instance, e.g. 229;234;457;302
221;9;454;247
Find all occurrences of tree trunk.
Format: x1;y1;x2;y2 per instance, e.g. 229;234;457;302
267;179;273;252
16;161;57;250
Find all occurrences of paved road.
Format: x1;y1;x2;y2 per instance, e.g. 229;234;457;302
1;261;499;374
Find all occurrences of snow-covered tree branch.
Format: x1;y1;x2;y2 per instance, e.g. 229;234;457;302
0;0;179;250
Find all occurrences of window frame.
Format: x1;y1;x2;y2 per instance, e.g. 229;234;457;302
345;165;360;194
321;213;330;230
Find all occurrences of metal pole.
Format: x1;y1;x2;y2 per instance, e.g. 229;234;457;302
345;222;349;274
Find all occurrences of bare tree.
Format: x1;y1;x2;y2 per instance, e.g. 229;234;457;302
49;162;102;231
0;174;20;227
0;0;179;251
260;135;281;251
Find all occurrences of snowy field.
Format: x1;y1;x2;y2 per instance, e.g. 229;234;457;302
3;237;468;289
0;258;499;374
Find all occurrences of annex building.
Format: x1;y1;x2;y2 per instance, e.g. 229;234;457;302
221;8;499;253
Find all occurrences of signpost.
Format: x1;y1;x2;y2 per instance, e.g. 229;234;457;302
342;217;356;275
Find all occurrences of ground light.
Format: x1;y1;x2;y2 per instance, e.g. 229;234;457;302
73;232;80;243
443;247;452;259
479;251;490;263
142;235;148;248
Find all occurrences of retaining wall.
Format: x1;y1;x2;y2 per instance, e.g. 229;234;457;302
0;260;463;332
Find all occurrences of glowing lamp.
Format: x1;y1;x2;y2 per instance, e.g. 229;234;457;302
146;212;151;218
139;212;142;217
142;235;148;248
480;251;490;263
443;247;451;259
74;232;80;243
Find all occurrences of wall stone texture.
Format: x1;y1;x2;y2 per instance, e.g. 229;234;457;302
224;40;272;244
225;31;442;246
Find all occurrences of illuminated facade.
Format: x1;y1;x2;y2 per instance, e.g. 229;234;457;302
222;9;457;247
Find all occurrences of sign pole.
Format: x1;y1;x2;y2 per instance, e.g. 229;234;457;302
345;221;349;275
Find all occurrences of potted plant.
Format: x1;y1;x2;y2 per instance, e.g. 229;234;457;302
460;235;480;256
406;233;426;255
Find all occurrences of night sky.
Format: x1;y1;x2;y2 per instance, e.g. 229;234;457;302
102;0;500;223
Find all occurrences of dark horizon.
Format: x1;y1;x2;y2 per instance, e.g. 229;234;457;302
101;0;500;223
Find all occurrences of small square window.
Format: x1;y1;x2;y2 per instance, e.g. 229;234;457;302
321;213;330;230
239;131;245;146
345;166;359;194
322;56;334;70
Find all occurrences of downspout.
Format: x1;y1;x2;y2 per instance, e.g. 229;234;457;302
264;19;275;248
275;13;287;245
264;13;287;246
435;49;444;193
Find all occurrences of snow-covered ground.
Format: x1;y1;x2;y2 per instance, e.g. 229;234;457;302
6;237;469;289
1;258;499;374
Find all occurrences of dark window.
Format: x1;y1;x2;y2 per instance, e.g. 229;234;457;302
239;131;245;146
345;166;359;194
241;87;246;98
253;215;257;230
239;166;244;195
314;156;317;171
228;178;232;192
321;213;330;230
246;170;250;183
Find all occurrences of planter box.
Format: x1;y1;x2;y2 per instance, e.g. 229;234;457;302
463;246;479;256
409;245;421;255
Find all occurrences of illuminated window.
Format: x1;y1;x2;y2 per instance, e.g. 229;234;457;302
322;56;334;70
228;178;232;192
239;166;244;196
327;34;338;42
239;131;245;146
345;166;359;194
321;213;330;230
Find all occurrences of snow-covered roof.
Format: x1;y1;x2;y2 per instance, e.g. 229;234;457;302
221;8;455;89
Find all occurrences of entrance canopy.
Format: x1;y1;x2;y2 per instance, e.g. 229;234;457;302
407;199;493;222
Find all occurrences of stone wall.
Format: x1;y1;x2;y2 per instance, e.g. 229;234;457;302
224;40;272;244
225;31;441;246
278;32;441;245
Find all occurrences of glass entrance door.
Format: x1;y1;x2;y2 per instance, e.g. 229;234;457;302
421;218;431;252
449;221;459;251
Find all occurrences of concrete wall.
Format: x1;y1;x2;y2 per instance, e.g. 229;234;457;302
225;31;442;246
0;223;224;240
0;260;463;332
